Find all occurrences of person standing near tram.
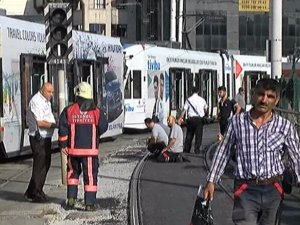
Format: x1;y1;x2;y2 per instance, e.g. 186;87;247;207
178;86;208;154
25;82;57;202
58;82;108;211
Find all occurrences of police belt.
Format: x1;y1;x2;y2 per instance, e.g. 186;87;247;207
237;175;282;185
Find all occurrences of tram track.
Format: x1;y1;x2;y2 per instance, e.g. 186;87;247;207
128;151;150;225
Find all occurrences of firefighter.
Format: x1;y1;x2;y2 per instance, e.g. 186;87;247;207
58;82;108;211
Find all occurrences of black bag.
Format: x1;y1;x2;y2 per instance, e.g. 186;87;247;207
282;169;294;194
190;186;214;225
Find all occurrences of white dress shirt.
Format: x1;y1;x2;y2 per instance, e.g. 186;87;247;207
183;93;208;118
26;91;56;138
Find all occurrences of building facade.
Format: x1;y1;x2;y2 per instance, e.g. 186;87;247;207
184;0;300;56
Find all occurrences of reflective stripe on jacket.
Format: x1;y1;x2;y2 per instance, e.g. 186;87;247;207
59;103;101;156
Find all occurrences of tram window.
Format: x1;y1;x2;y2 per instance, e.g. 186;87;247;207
227;74;231;97
186;69;193;97
31;62;45;95
176;71;183;109
124;71;131;99
170;68;183;110
199;70;209;101
132;70;141;98
0;59;2;117
211;71;218;108
82;64;90;81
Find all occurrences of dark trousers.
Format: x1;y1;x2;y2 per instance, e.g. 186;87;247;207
157;151;181;162
219;119;229;136
184;117;203;153
67;156;99;205
147;141;166;156
25;136;52;198
232;180;283;225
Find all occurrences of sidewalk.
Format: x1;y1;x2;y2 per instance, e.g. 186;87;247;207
0;137;146;225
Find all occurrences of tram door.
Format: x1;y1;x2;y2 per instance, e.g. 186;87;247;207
73;58;107;113
20;54;47;151
0;58;4;157
169;68;192;118
195;70;218;117
244;71;268;105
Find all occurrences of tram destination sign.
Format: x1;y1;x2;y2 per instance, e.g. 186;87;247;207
239;0;269;12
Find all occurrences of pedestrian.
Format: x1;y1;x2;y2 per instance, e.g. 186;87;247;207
58;82;108;211
144;117;169;157
217;86;241;139
235;87;246;112
24;82;57;202
178;86;208;154
158;115;184;162
204;78;300;225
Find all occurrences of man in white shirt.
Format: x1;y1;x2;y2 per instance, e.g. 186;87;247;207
24;82;57;203
179;87;208;154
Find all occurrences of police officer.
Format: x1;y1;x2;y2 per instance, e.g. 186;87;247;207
58;82;108;211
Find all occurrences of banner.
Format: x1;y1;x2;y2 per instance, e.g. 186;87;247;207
239;0;270;12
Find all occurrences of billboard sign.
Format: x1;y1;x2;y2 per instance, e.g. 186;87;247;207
239;0;270;12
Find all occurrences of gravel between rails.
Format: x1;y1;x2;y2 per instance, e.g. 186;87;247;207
44;140;146;225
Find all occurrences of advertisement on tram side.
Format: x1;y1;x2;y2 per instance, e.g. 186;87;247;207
0;16;46;157
72;31;124;138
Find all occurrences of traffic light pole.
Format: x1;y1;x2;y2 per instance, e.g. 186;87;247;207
58;68;67;185
45;2;73;185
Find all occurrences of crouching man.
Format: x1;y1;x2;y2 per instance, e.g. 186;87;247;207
158;115;184;162
144;117;169;157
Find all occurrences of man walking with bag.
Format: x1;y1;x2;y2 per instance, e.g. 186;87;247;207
178;87;208;154
204;79;300;225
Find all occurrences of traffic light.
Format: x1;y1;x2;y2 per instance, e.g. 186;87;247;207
45;3;73;64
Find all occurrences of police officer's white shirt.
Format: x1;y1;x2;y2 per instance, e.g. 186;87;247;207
26;91;56;138
183;93;208;118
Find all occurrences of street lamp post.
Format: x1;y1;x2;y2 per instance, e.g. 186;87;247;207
270;0;282;79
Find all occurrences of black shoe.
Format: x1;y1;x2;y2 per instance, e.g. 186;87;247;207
85;204;96;211
31;194;48;203
39;191;49;202
65;198;75;210
176;154;184;162
24;193;34;202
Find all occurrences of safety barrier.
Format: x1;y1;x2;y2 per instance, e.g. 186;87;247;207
275;107;300;135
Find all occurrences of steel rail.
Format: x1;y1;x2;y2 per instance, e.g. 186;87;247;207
129;152;150;225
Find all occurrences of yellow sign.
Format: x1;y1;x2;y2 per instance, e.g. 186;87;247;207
239;0;270;12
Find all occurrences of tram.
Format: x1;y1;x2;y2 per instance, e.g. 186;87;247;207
123;44;286;129
0;16;124;158
123;44;223;129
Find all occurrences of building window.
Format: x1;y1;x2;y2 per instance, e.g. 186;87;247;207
114;0;127;9
89;24;106;35
94;0;106;9
111;24;127;37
